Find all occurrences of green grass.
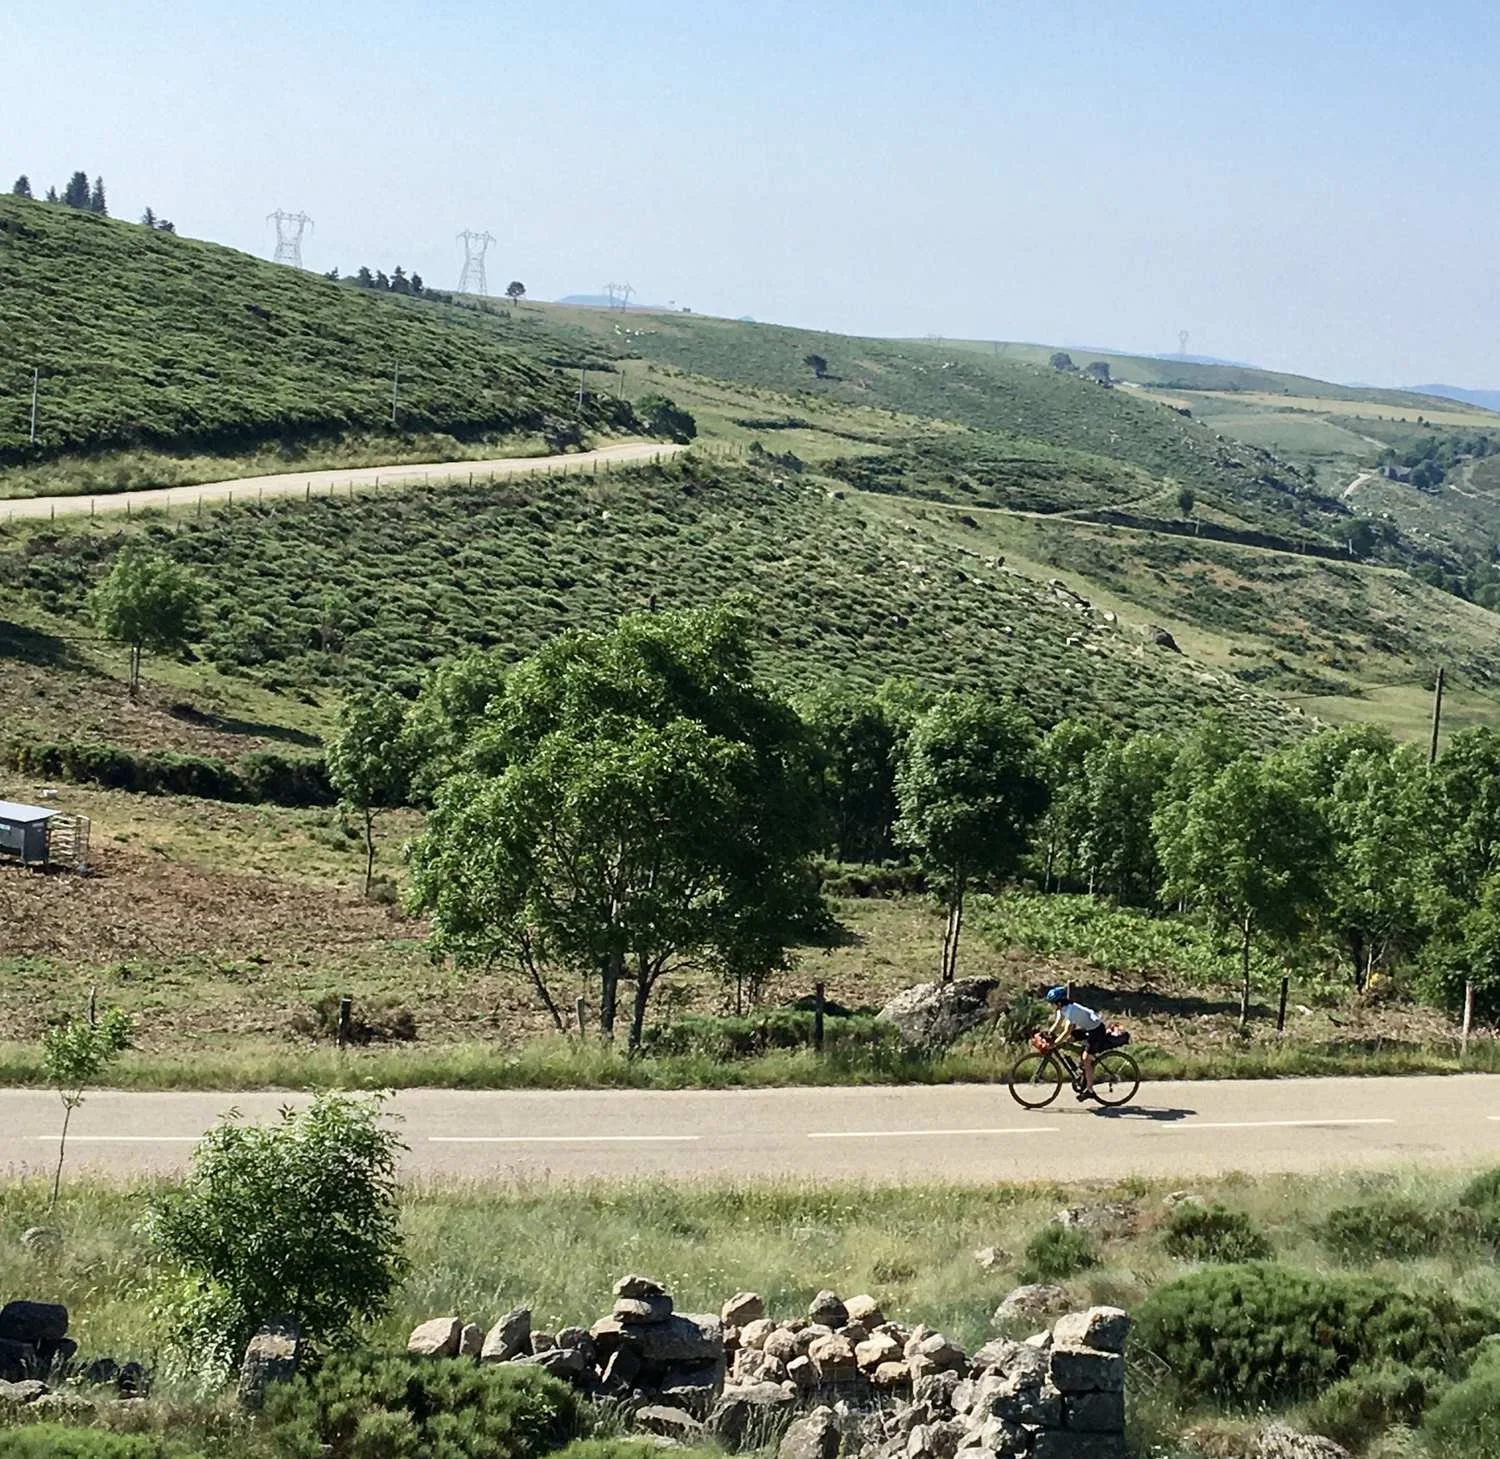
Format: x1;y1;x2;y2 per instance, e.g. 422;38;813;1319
0;196;630;469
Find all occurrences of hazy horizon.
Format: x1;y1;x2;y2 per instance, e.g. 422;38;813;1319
6;0;1497;389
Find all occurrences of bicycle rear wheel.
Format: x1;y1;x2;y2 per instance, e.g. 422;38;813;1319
1008;1051;1066;1109
1090;1050;1141;1107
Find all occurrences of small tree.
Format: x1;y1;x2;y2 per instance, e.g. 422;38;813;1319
150;1094;407;1365
356;265;374;288
1177;487;1196;516
1085;361;1112;385
140;206;156;228
89;544;200;695
803;353;829;379
89;176;107;215
896;694;1045;983
410;272;423;294
390;266;410;295
44;186;58;203
327;691;412;896
1049;351;1075;372
374;270;390;290
1157;755;1329;1030
11;175;32;198
42;1007;132;1207
505;281;525;303
638;392;697;444
62;171;90;208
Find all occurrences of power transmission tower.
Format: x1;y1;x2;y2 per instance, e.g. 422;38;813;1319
1177;330;1190;357
267;210;313;269
603;282;634;311
457;231;496;295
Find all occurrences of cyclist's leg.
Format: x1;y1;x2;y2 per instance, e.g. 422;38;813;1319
1082;1048;1096;1093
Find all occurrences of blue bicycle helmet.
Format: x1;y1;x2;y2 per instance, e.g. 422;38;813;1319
1044;986;1069;1004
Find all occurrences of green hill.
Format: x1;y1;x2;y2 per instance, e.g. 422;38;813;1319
0;196;632;469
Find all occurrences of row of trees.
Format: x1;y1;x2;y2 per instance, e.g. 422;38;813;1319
10;173;175;230
319;603;1500;1047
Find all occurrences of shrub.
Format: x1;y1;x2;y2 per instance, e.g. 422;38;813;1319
264;1351;580;1459
291;994;417;1045
150;1093;407;1367
1424;1345;1500;1459
1319;1199;1459;1261
1020;1225;1098;1283
640;1008;893;1060
1458;1168;1500;1210
1134;1263;1493;1406
0;1432;204;1459
1162;1203;1273;1263
1309;1363;1445;1449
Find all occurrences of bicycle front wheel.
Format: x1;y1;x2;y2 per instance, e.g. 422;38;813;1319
1091;1050;1141;1107
1008;1051;1066;1109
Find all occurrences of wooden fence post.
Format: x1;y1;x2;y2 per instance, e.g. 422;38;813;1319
1461;980;1474;1062
337;996;353;1050
1276;976;1290;1033
575;997;587;1038
814;982;825;1055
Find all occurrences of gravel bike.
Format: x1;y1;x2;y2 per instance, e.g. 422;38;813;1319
1007;1034;1140;1110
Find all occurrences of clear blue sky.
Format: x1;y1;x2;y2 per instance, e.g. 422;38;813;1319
7;0;1498;385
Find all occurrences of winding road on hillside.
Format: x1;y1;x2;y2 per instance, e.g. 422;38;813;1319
0;441;686;521
2;1076;1497;1185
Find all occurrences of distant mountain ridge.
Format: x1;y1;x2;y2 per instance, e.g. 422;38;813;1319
1407;384;1500;414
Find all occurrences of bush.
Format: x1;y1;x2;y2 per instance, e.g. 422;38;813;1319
1020;1225;1098;1283
150;1093;407;1367
0;1432;204;1459
1309;1363;1445;1449
1134;1263;1493;1406
1162;1203;1272;1263
1424;1345;1500;1458
264;1351;580;1459
1319;1198;1460;1261
1458;1168;1500;1210
640;1008;894;1060
291;994;417;1045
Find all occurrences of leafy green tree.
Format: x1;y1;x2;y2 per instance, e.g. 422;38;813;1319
42;1007;132;1207
150;1093;407;1365
326;692;413;896
638;393;697;444
88;544;200;695
11;175;31;198
895;694;1045;982
1036;717;1105;891
1048;351;1075;372
1177;487;1196;516
803;353;829;379
410;608;821;1044
506;281;525;303
62;170;90;207
1085;361;1112;385
800;684;909;862
1081;731;1174;903
88;176;107;215
1157;755;1330;1030
402;649;510;802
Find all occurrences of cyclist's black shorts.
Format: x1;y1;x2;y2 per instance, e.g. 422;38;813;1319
1082;1026;1116;1054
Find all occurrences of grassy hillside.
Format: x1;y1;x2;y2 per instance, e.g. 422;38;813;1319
0;196;631;471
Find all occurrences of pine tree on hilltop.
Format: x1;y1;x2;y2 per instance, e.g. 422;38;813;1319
11;175;32;198
45;186;58;203
355;266;374;288
410;273;423;295
62;171;90;208
390;266;410;295
374;270;390;291
89;176;107;215
141;206;156;228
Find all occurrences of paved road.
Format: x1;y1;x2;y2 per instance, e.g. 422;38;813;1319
3;1076;1498;1185
0;441;683;521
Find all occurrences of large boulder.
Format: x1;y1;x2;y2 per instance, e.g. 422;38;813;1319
407;1317;463;1358
707;1381;799;1449
239;1317;304;1408
0;1303;67;1346
628;1312;724;1367
723;1292;765;1327
636;1404;705;1441
993;1285;1068;1327
615;1295;674;1324
1254;1427;1353;1459
780;1405;842;1459
614;1274;669;1300
878;979;998;1047
1051;1308;1131;1355
807;1291;848;1328
481;1307;531;1363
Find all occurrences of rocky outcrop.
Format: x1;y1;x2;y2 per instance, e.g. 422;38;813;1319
239;1317;305;1407
0;1301;75;1382
877;979;998;1047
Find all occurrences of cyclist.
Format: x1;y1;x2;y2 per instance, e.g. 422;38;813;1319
1042;986;1111;1102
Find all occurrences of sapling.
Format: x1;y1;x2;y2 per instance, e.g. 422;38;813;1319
42;1006;132;1206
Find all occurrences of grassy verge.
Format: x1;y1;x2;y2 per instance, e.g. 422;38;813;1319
0;1033;1495;1092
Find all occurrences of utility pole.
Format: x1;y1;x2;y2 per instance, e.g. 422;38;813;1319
1429;665;1445;765
391;363;399;426
577;367;587;413
29;368;38;445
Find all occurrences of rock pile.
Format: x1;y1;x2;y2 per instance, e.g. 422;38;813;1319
0;1300;146;1414
401;1276;1131;1458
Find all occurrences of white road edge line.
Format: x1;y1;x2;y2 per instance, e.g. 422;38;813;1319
427;1135;700;1144
1164;1119;1397;1131
807;1128;1058;1140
